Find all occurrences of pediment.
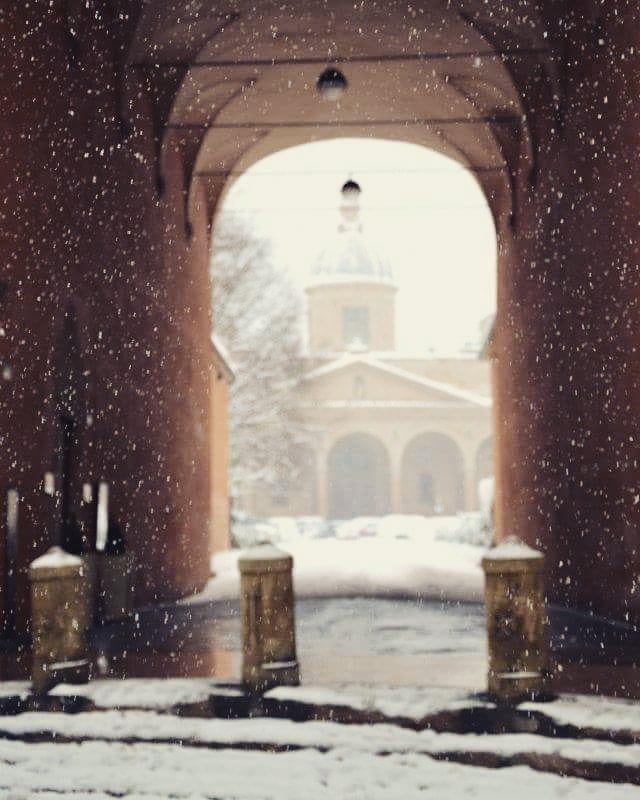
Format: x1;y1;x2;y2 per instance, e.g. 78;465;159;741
299;358;489;407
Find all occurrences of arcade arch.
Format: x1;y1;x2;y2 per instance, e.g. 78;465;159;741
327;433;391;520
401;433;465;516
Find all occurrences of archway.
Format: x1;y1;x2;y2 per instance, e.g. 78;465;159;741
327;433;391;519
213;137;495;526
401;433;465;515
6;1;640;634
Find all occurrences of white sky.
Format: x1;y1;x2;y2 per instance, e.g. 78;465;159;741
219;138;496;355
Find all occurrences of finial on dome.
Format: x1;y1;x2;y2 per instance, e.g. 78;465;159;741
340;178;361;228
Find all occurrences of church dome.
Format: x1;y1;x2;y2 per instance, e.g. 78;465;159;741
310;180;394;285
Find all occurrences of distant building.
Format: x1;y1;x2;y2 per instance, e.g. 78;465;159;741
244;181;493;519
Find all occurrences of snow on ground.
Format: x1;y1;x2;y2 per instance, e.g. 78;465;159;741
2;680;640;798
0;733;636;800
267;685;640;738
1;710;640;767
10;679;638;739
520;693;640;734
197;514;488;604
40;680;489;720
49;678;243;709
265;684;489;720
0;682;30;700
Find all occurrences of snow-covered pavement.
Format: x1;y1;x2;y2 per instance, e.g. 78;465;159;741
3;738;636;800
3;709;640;766
0;681;639;799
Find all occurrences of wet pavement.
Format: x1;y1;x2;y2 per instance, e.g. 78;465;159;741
2;596;640;696
0;597;487;688
96;597;489;689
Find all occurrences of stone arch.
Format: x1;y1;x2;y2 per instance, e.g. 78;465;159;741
401;433;465;516
327;433;391;519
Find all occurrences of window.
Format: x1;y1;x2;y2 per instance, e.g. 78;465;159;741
343;306;370;346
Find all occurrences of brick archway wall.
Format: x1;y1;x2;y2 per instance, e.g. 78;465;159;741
4;2;640;635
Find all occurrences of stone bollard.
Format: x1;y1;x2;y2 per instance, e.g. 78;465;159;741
482;536;549;703
29;546;91;694
239;544;299;692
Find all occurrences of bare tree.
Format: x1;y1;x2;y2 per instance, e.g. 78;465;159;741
211;213;306;502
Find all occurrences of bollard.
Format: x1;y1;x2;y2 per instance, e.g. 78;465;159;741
239;544;299;692
482;536;549;703
29;546;91;694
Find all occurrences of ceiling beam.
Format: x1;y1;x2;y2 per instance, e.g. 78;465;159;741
129;47;548;70
195;165;507;177
167;115;522;131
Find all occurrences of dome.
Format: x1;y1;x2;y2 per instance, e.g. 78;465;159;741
312;229;393;283
310;180;394;285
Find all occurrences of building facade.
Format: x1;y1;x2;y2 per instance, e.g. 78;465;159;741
246;182;493;520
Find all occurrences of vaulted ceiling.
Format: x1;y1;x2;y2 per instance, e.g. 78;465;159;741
126;1;560;225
